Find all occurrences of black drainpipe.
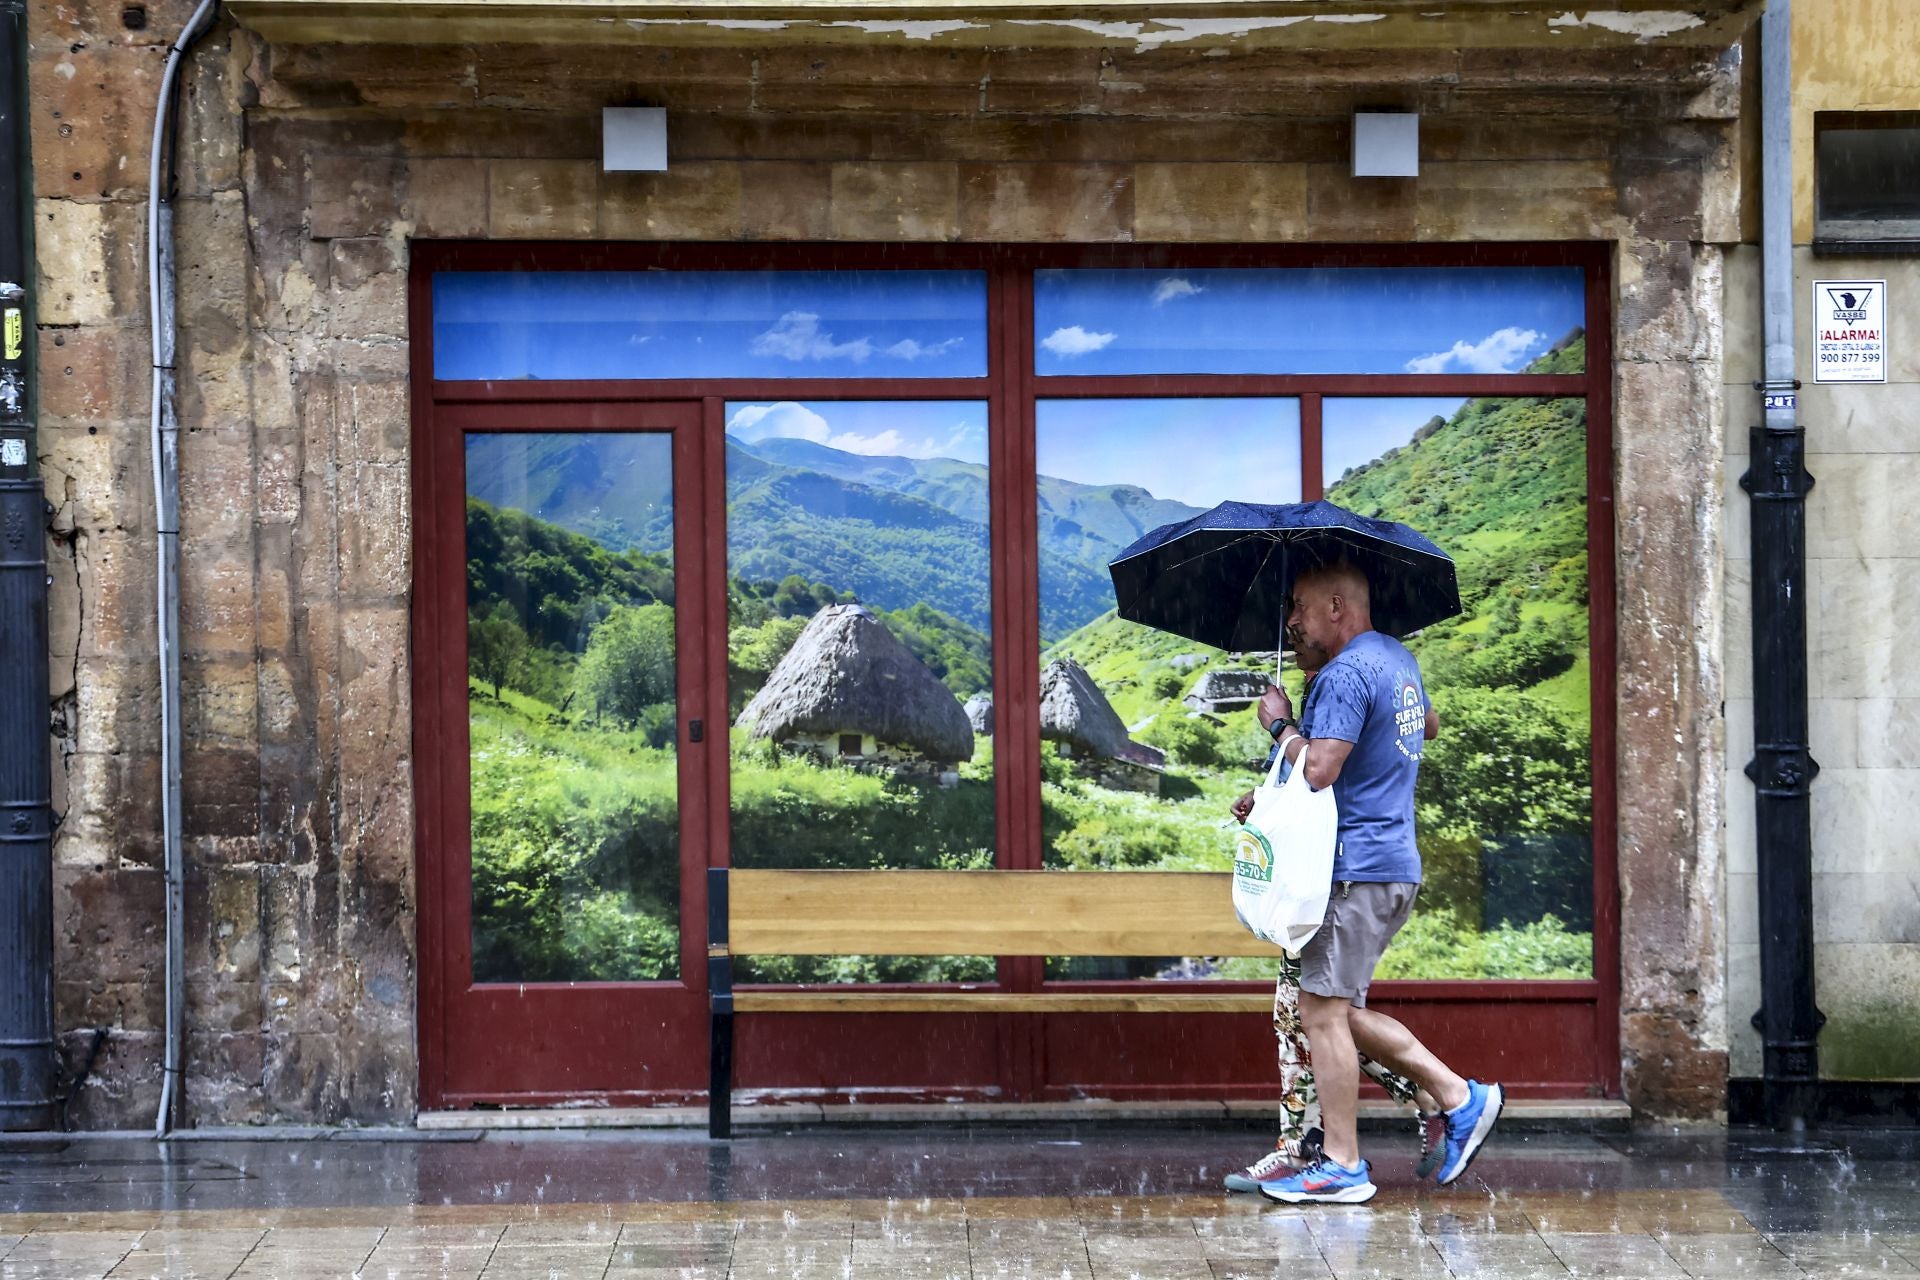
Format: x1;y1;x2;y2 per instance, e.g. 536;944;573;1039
0;0;56;1133
1741;0;1823;1130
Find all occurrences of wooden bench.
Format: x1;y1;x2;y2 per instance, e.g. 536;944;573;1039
706;867;1281;1137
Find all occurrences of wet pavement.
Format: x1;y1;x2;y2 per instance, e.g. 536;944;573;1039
3;1125;1918;1277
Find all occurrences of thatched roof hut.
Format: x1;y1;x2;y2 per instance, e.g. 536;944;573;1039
1038;659;1133;759
964;692;994;735
739;604;974;764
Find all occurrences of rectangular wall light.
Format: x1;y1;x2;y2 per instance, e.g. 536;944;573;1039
1352;111;1419;178
603;107;668;172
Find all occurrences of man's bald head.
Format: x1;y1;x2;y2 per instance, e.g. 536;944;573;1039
1286;560;1374;657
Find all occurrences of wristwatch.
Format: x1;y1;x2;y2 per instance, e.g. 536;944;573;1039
1267;716;1298;740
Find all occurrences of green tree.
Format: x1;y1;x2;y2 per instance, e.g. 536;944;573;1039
574;603;677;727
468;605;530;698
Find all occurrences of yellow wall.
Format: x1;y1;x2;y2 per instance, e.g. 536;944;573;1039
1793;0;1920;241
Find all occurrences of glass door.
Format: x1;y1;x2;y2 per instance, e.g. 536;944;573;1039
419;400;713;1105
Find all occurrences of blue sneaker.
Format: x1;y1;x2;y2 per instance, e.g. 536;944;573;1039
1258;1157;1377;1205
1435;1080;1504;1185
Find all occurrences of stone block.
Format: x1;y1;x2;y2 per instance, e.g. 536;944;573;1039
39;421;151;535
56;978;164;1032
1857;698;1920;770
1727;869;1757;947
55;864;164;985
340;463;411;599
56;750;161;870
1413;160;1620;242
1722;453;1749;558
1423;117;1617;163
1616;240;1709;363
1616;155;1705;243
28;42;163;200
36;197;144;325
400;109;597;161
1814;871;1920;947
829;162;959;241
177;540;258;656
73;528;157;660
56;1027;162;1130
1133;163;1306;242
1809;697;1859;772
263;43;480;110
340;377;409;466
1723;703;1754;878
1307;166;1417;242
1810;768;1920;876
308;155;409;240
598;162;745;241
1796;383;1920;456
328;237;408;341
182;656;260;748
738;162;833;240
1814;943;1920;1078
181;746;262;847
957;163;1131;242
1807;556;1920;700
38;325;148;422
1725;942;1760;1076
1620;1011;1726;1120
407;157;490;238
488;160;597;238
1805;452;1920;560
174;37;247;197
186;867;264;990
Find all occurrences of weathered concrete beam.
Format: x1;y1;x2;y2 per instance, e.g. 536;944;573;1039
227;0;1761;51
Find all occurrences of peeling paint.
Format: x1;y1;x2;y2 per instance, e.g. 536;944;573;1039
626;18;792;32
823;19;981;40
1007;15;1311;47
1547;10;1709;41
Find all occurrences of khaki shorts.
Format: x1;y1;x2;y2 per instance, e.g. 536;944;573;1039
1297;881;1419;1008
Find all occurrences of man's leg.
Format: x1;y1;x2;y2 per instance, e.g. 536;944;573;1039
1299;991;1361;1167
1346;1004;1469;1113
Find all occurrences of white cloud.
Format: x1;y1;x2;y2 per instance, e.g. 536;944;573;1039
1152;277;1204;306
1404;326;1544;374
1041;325;1117;357
750;311;874;362
884;337;964;361
726;401;831;445
828;420;984;461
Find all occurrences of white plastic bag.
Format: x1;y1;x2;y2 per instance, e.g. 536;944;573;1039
1231;742;1338;955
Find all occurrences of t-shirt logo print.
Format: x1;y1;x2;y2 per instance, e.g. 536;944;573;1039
1393;674;1426;762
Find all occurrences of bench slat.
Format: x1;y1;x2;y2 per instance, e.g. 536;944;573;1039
733;991;1273;1014
728;869;1280;958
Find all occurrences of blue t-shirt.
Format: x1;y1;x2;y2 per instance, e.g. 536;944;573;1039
1278;631;1427;883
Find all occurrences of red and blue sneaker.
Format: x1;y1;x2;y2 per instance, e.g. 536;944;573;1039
1257;1156;1378;1205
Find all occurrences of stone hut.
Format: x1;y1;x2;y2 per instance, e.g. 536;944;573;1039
1039;659;1165;793
1183;669;1268;716
739;604;973;773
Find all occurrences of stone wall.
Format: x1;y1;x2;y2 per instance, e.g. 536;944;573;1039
32;9;1747;1124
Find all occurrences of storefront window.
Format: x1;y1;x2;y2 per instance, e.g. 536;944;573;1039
1035;398;1302;980
1325;388;1593;980
434;270;988;380
1034;266;1586;376
465;431;682;983
725;401;996;984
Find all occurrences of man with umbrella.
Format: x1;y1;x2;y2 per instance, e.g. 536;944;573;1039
1108;501;1504;1205
1250;560;1502;1204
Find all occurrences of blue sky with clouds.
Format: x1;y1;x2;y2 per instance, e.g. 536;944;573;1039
1034;267;1585;376
1322;397;1471;487
435;271;986;380
1037;399;1301;508
726;401;989;464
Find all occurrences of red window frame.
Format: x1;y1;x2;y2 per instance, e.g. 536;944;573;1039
413;241;1619;1104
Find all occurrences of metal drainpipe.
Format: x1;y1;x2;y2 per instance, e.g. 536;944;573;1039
1741;0;1824;1131
0;0;56;1134
149;0;218;1139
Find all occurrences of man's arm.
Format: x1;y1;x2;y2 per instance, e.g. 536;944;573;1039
1424;705;1440;741
1277;730;1355;790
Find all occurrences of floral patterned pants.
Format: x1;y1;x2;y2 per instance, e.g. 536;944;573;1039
1272;953;1422;1160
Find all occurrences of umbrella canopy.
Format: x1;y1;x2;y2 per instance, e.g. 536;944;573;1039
1107;499;1460;651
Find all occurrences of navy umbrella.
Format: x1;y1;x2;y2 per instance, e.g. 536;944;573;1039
1107;499;1460;653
